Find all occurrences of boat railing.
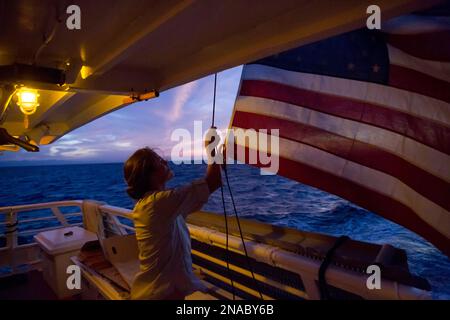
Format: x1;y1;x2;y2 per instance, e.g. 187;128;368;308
0;200;134;277
89;203;433;300
0;200;432;300
0;200;84;276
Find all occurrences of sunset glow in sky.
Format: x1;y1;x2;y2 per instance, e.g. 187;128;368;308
0;66;243;164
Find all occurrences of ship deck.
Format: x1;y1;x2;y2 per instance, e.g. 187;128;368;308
0;271;60;300
0;268;235;300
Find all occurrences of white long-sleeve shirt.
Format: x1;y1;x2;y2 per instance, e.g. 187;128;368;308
130;179;209;299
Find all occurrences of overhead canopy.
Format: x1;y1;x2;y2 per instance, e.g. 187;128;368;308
0;0;437;148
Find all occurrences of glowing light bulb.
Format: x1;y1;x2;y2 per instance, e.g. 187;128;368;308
80;65;93;79
17;88;39;115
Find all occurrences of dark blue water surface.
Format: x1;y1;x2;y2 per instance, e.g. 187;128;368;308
0;163;449;299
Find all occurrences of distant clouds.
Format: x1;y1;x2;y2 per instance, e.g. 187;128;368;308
114;141;133;148
168;81;199;123
49;146;99;158
0;66;243;164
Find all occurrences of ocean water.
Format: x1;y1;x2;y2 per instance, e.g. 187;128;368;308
0;162;449;299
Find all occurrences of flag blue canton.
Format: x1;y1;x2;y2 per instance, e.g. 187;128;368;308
253;29;390;84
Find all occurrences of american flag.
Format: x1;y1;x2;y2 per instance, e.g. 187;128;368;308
227;11;450;257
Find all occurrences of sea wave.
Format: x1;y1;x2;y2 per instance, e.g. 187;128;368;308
0;162;449;299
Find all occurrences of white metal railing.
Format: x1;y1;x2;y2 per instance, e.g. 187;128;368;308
0;200;308;299
0;200;135;277
96;204;432;300
0;200;84;276
0;200;134;250
0;200;432;300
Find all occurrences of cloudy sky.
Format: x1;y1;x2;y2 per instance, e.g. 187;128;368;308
0;66;243;164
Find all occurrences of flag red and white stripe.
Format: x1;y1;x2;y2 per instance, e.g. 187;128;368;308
227;15;450;256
